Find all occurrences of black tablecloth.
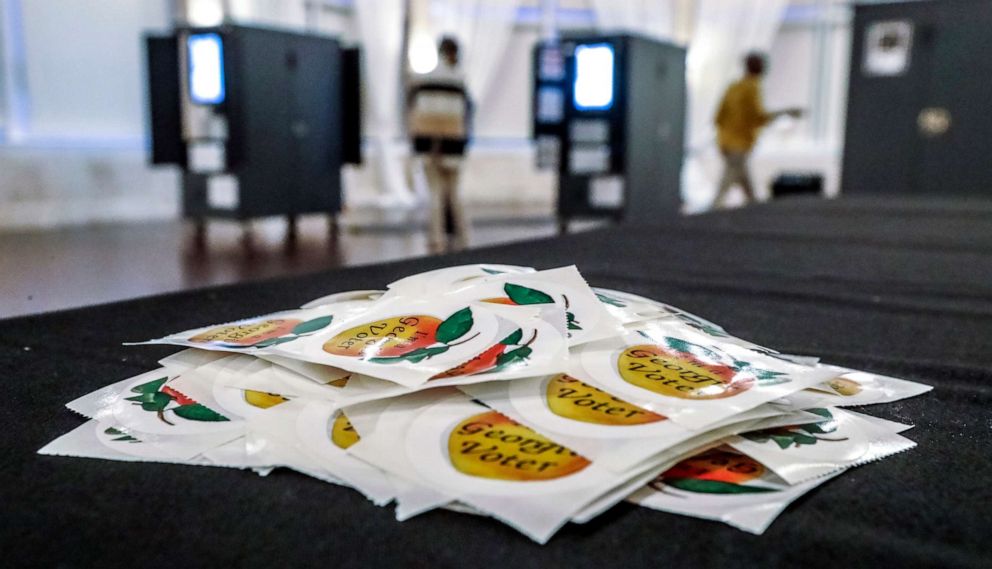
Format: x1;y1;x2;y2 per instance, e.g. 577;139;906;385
4;198;990;568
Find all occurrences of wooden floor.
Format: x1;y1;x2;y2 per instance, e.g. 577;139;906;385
0;209;596;319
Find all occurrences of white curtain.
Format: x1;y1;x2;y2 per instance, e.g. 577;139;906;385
589;0;675;40
682;0;789;211
354;0;415;207
429;0;520;110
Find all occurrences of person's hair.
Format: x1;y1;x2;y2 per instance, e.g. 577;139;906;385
745;52;766;75
439;36;459;62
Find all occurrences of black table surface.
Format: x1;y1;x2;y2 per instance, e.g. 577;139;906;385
3;198;990;568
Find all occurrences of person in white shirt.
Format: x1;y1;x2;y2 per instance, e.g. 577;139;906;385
407;37;471;252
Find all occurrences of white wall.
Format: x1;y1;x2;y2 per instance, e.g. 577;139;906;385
18;0;170;141
473;25;537;140
0;0;179;230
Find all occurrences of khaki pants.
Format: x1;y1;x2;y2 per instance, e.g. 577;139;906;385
713;150;756;208
422;153;469;252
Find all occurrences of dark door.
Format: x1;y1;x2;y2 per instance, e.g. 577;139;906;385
145;35;186;167
229;28;295;217
919;0;992;196
842;2;935;195
289;35;342;213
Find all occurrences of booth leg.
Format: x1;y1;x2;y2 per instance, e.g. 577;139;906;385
286;215;299;249
327;213;339;240
558;216;570;235
240;221;255;251
191;219;208;250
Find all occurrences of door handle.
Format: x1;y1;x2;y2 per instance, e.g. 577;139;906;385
918;107;951;137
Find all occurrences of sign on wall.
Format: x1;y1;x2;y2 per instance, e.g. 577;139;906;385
863;20;914;77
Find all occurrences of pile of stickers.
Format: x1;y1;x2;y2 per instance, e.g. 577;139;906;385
41;265;932;543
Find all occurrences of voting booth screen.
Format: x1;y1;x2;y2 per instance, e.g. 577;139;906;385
187;33;226;106
573;43;615;111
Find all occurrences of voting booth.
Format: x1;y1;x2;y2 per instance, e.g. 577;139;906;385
533;34;685;231
145;25;361;239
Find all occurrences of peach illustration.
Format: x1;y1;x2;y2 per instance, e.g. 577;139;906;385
827;377;863;396
322;315;442;358
190;319;301;346
544;373;666;426
447;410;589;481
663;448;765;485
617;344;754;400
243;390;288;409
331;412;360;449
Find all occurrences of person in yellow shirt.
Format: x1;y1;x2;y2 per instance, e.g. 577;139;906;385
713;53;802;208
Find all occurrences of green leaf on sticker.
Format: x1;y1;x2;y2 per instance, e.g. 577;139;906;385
595;293;626;307
436;307;474;344
485;346;532;374
500;328;523;345
566;312;582;331
807;408;833;420
291;315;333;335
368;345;450;364
665;337;724;364
771;434;796;449
495;346;532;366
172;403;229;422
252;336;298;348
504;283;554;306
756;370;789;382
133;391;173;412
792;433;819;445
665;478;777;495
131;377;168;394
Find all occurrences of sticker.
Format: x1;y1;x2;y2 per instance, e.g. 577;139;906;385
39;419;268;471
576;323;836;430
270;300;502;386
383;264;536;298
348;391;631;543
437;266;624;346
728;407;916;484
316;307;568;405
294;402;396;505
109;372;239;436
64;370;247;460
131;302;369;354
787;367;932;408
630;446;840;535
464;373;795;474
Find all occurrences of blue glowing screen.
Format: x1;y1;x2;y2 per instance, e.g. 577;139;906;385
573;43;614;111
188;33;226;105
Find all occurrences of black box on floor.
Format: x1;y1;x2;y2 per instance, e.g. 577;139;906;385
772;173;824;198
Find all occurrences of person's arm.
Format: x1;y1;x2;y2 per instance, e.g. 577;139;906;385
745;82;773;127
747;83;804;126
